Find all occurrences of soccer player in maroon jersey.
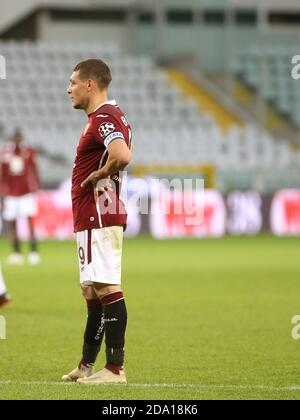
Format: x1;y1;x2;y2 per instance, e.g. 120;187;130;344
0;129;41;265
62;59;132;384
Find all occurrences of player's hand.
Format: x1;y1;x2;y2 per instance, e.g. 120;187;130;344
96;178;113;204
81;171;101;189
81;173;113;204
81;170;101;203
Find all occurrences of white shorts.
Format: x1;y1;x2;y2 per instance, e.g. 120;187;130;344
76;226;123;286
3;194;38;221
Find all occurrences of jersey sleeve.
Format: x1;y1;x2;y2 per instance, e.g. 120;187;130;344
0;148;9;195
92;114;126;148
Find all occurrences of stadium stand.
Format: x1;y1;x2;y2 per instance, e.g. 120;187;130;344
0;40;298;187
232;43;300;127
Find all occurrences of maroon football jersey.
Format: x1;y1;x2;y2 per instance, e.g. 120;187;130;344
72;100;132;233
0;143;40;197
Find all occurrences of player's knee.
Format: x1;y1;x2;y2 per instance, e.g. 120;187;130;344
92;283;122;298
81;285;98;300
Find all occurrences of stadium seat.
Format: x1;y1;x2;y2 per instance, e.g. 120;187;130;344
0;41;294;176
232;42;300;127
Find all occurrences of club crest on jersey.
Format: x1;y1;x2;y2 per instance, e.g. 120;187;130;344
99;122;115;138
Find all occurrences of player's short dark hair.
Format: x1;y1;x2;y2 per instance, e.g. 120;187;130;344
74;59;112;90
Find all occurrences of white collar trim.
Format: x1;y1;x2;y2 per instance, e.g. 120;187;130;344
93;100;116;113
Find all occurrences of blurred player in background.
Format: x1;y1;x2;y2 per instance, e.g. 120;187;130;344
0;129;41;265
62;59;132;385
0;264;11;308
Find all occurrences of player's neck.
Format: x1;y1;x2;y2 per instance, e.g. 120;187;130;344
85;92;109;115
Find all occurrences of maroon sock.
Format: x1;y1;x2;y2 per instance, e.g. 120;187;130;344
105;363;124;375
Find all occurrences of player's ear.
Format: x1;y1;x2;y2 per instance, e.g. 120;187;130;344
87;79;93;92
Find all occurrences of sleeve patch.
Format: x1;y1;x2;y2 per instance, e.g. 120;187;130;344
99;122;116;138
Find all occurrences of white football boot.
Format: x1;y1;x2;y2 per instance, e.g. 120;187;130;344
62;363;95;382
77;367;127;385
28;252;41;265
7;253;25;265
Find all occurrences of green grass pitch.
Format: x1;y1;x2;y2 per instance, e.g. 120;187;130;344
0;235;300;400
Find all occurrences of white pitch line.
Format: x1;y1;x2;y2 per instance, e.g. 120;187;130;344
0;381;299;392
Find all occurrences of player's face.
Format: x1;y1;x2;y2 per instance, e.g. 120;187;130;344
67;71;89;110
13;131;23;146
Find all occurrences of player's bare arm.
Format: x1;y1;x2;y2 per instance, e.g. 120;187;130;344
80;139;131;189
